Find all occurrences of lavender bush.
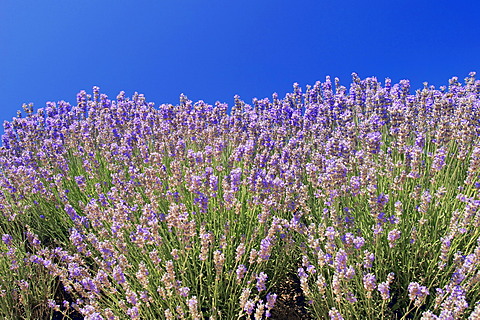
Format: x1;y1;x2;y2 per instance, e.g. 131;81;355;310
1;73;480;319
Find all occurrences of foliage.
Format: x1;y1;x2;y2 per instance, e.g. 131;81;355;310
1;74;480;319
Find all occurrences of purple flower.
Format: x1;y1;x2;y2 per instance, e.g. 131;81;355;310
75;175;86;188
341;232;354;246
178;286;190;297
408;282;430;306
377;282;391;300
126;289;138;305
5;78;480;320
244;299;255;315
80;306;104;320
325;226;336;241
353;236;365;249
266;293;277;310
377;193;389;207
372;223;383;236
65;204;81;222
363;250;375;269
236;264;247;281
345;291;357;303
298;267;307;279
363;273;377;292
187;296;200;318
230;168;242;191
376;272;395;300
415;133;425;148
126;306;139;319
451;271;466;285
328;307;344;320
365;131;382;154
67;262;83;278
334;249;348;273
345;266;355;279
47;299;58;309
81;278;99;294
2;234;12;246
69;228;86;253
431;147;447;172
209;174;218;192
256;272;268;292
387;229;401;248
259;237;273;261
112;265;126;284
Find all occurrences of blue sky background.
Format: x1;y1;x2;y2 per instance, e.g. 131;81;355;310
1;1;479;136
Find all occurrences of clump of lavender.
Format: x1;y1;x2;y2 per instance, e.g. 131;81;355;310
1;89;295;319
1;73;480;319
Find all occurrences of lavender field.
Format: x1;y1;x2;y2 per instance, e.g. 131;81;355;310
1;73;480;319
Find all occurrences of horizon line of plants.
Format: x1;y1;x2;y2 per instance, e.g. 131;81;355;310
1;73;480;319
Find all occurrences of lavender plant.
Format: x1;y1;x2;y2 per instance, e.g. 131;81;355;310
1;73;480;319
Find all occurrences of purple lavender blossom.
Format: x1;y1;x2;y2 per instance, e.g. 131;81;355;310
178;286;190;298
126;289;138;305
365;131;382;154
328;307;344;320
126;306;140;319
353;236;365;249
244;299;255;315
258;237;273;261
236;264;247;282
363;250;375;269
341;232;354;246
334;249;348;274
256;272;268;292
112;265;126;284
408;282;430;306
387;229;401;248
431;147;447;172
79;305;104;320
377;282;390;300
265;293;277;310
363;273;377;292
1;234;12;246
81;278;99;294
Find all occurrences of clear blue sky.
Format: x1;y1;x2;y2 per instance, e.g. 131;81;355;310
1;1;479;136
